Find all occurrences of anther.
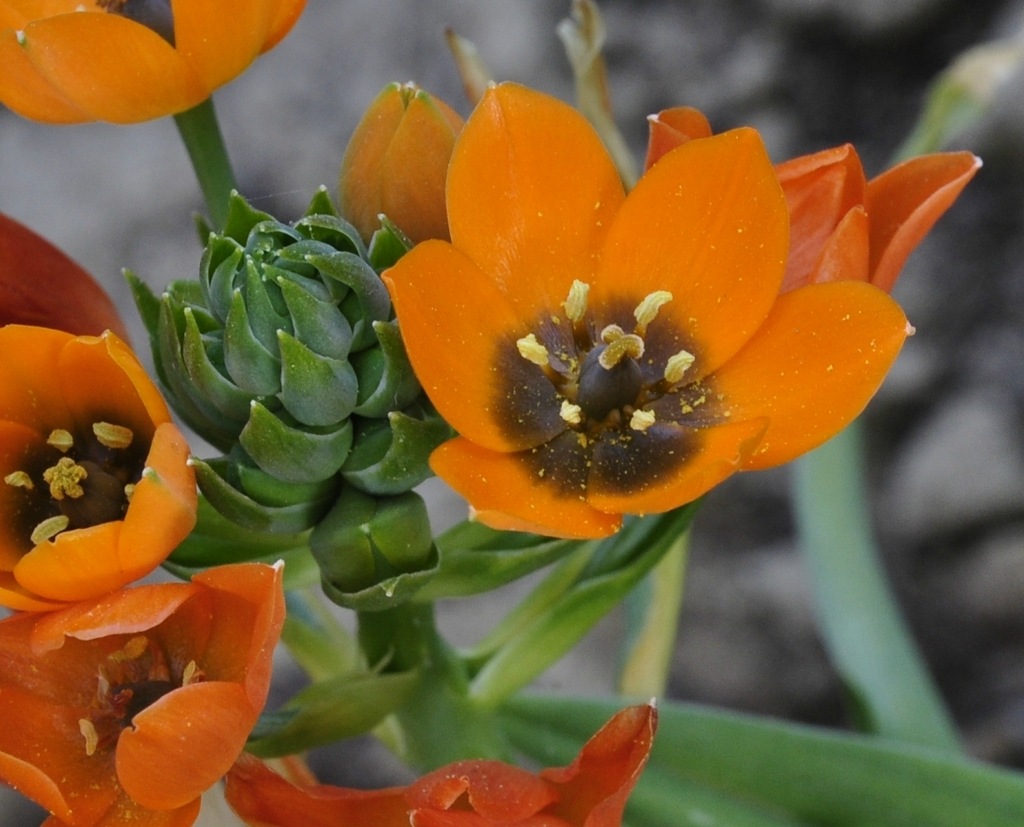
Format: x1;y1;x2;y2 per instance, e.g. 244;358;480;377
563;280;590;323
630;409;657;432
560;400;583;425
664;349;696;384
93;422;134;450
4;471;34;490
79;719;99;757
47;429;74;452
31;515;70;545
634;290;672;335
516;333;550;366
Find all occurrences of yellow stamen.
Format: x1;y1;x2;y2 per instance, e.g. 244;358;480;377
43;457;88;500
664;349;696;384
93;422;134;450
598;326;644;369
516;333;550;366
182;660;201;686
630;409;657;432
4;471;34;490
559;400;583;425
79;719;99;757
634;290;672;335
124;483;136;502
47;429;74;452
563;280;590;323
31;515;70;545
111;635;150;663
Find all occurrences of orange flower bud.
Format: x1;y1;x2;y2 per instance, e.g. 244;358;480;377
339;82;463;244
0;212;128;339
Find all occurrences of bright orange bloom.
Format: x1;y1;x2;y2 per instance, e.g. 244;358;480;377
646;107;981;293
0;325;196;611
225;703;656;827
0;213;128;339
384;84;910;539
339;82;463;244
0;0;306;124
0;562;284;827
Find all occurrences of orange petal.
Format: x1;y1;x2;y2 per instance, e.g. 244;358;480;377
117;422;197;578
430;437;622;539
0;325;75;428
172;0;276;92
586;418;766;515
0;420;47;571
409;760;556;819
27;583;193;653
0;213;128;338
385;242;564;452
867;151;981;292
263;0;308;51
225;753;410;827
596;128;788;378
58;331;170;439
804;205;870;286
0;28;88;123
643;106;712;170
776;144;867;291
117;682;254;810
17;13;206;123
543;703;657;827
0;572;65;612
446;83;625;316
190;563;285;707
711;281;909;470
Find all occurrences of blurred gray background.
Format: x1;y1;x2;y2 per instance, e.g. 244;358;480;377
3;0;1024;822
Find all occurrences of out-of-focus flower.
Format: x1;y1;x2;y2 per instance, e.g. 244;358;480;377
225;703;656;827
646;107;981;293
0;0;307;124
0;562;284;827
0;325;196;611
384;83;910;539
0;213;128;339
339;82;463;244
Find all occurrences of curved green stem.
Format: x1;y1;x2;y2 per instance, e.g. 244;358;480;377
173;97;237;228
793;423;960;751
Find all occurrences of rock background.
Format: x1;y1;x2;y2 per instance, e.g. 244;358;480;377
3;0;1024;822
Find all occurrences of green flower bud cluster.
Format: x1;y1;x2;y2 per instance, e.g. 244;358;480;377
131;191;450;605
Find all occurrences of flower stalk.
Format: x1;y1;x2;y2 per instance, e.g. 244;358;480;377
173;97;238;229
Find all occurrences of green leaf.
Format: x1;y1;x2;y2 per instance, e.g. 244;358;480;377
239;402;353;484
502;695;1024;827
247;670;420;757
277;330;358;426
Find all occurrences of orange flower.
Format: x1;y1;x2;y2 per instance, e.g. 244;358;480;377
646;107;980;293
339;82;463;244
0;562;284;827
383;84;910;539
0;213;128;339
0;0;307;124
0;325;196;611
225;703;656;827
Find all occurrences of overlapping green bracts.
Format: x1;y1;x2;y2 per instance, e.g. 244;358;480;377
131;190;449;603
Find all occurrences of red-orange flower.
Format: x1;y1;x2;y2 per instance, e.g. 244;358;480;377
339;82;463;244
384;84;910;539
646;106;980;293
0;0;307;124
0;325;196;612
225;703;656;827
0;213;128;339
0;562;285;827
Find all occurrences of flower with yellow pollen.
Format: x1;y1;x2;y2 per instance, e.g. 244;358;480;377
0;0;307;124
0;325;197;611
384;84;911;539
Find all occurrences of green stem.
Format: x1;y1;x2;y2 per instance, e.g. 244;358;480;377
358;603;509;768
173;97;238;228
793;422;960;750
